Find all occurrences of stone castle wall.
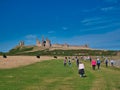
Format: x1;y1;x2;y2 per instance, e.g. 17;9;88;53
35;37;90;49
46;39;51;48
52;44;89;50
36;39;41;47
19;41;24;47
36;37;51;48
19;37;90;50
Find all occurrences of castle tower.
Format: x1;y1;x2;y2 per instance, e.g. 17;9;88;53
36;38;41;47
45;38;51;48
41;36;46;47
19;41;24;47
84;44;89;48
63;43;69;48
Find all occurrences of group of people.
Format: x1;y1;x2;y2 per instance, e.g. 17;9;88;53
63;56;115;78
63;56;85;77
105;58;115;67
91;57;115;70
91;58;101;70
64;57;72;67
63;56;79;67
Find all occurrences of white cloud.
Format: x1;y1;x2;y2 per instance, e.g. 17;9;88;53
101;7;115;11
81;16;120;31
50;36;56;39
62;27;68;30
83;20;112;26
25;34;37;40
24;34;37;45
82;8;97;13
82;6;120;13
101;6;120;12
48;31;55;34
104;0;118;3
81;17;112;26
82;22;120;31
81;17;102;24
67;29;120;49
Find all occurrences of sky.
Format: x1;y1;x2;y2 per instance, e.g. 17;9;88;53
0;0;120;52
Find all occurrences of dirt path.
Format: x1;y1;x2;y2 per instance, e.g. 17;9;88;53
0;56;63;69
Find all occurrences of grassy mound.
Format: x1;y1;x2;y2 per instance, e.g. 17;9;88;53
0;60;120;90
6;46;118;56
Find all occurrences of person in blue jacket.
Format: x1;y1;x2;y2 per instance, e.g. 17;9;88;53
97;58;101;69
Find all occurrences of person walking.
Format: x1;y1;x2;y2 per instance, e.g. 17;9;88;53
64;57;67;66
89;56;92;62
110;60;114;66
91;59;96;70
68;57;72;67
78;62;85;77
97;58;101;69
105;58;108;67
76;57;79;67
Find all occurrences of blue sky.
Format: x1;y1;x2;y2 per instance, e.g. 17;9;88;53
0;0;120;52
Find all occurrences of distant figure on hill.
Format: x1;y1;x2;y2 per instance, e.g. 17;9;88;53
97;58;101;69
78;62;85;77
68;57;71;66
91;59;96;70
72;56;75;61
89;56;92;62
105;58;109;67
64;57;67;66
76;57;79;67
80;56;83;60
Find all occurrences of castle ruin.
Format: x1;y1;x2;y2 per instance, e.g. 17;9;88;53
18;36;90;50
36;37;51;48
19;41;24;47
36;36;90;50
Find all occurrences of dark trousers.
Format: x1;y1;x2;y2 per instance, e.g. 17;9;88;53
106;63;108;67
77;62;79;67
64;63;66;66
92;65;96;70
79;69;85;77
97;63;100;69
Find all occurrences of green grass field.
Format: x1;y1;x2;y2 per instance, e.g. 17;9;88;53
0;59;120;90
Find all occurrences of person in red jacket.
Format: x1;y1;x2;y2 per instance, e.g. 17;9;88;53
64;57;67;66
91;59;96;70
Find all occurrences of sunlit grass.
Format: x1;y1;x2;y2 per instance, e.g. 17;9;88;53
0;60;120;90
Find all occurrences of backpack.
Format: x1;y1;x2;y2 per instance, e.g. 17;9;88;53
97;60;100;64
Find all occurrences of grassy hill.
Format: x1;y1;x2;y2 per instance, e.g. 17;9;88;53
0;59;120;90
5;46;118;56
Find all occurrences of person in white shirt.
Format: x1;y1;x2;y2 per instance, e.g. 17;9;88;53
110;60;114;66
78;62;85;77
